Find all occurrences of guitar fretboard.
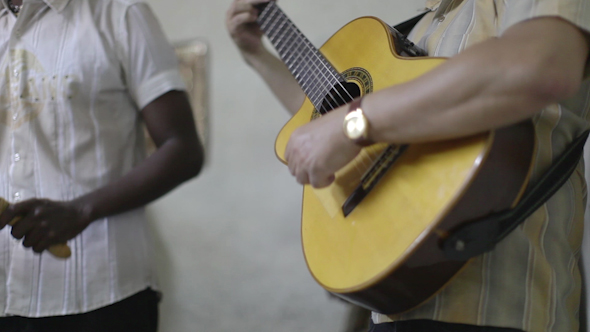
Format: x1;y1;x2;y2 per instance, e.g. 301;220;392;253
256;2;346;113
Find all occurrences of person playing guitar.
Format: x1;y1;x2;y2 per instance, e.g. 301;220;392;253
227;0;590;331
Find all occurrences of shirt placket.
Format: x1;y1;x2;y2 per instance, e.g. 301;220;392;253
8;10;26;205
5;4;45;317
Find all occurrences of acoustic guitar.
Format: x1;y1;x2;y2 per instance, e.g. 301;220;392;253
256;2;535;314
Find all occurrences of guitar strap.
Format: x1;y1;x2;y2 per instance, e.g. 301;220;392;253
443;129;590;260
393;11;429;37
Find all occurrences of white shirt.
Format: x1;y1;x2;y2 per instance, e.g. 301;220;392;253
0;0;185;317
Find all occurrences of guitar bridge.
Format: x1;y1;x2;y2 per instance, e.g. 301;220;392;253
342;144;408;216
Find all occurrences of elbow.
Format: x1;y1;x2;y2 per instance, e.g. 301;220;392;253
185;141;205;179
510;53;584;105
173;137;205;183
529;67;582;103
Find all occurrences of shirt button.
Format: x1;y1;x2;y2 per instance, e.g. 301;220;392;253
13;192;20;201
12;113;17;120
13;70;19;77
14;153;20;162
437;16;445;22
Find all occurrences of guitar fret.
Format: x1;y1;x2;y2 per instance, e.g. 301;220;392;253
280;32;303;65
269;20;288;45
273;20;293;52
276;26;300;60
258;5;278;33
302;52;341;109
264;8;283;41
256;2;345;111
298;50;333;104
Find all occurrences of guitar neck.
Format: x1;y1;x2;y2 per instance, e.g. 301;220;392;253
256;2;344;111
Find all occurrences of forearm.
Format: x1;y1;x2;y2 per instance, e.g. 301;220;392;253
71;135;203;222
243;48;305;115
363;18;589;144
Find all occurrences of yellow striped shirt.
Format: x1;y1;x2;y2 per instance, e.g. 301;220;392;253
373;1;590;331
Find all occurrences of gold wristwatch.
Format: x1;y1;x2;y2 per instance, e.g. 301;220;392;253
343;97;374;147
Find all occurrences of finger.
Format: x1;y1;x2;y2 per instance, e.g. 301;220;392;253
33;232;55;253
22;221;48;248
288;159;297;176
10;199;42;218
5;198;46;229
0;200;15;228
325;174;336;186
229;0;266;17
0;200;31;227
284;140;292;165
286;150;297;176
295;171;310;185
244;0;273;6
11;214;37;240
229;11;259;32
310;173;335;189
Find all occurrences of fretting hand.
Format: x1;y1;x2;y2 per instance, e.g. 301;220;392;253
226;0;274;56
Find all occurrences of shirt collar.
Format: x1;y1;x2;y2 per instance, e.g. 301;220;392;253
425;0;442;11
2;0;71;13
43;0;70;12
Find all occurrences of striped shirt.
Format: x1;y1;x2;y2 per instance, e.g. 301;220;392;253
0;0;185;317
372;1;590;331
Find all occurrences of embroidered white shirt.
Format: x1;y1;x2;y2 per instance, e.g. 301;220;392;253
0;0;185;317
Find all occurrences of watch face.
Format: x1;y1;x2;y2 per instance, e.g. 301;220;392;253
344;111;368;140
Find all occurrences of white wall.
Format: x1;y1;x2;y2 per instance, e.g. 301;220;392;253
142;1;423;331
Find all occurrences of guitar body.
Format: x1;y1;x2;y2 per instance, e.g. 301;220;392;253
274;17;535;314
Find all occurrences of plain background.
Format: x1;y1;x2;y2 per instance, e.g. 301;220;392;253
138;1;424;331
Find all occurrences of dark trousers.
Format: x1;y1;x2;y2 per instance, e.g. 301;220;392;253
0;288;159;332
369;320;524;332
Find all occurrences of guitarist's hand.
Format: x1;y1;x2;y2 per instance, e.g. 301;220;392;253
285;107;362;188
226;0;274;55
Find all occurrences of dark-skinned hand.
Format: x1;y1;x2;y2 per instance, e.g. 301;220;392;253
0;199;91;254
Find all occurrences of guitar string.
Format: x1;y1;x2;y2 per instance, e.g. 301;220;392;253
277;16;383;169
265;7;381;166
262;6;379;172
259;8;326;107
265;21;338;111
259;4;378;176
260;5;343;111
259;4;378;180
264;6;340;110
263;5;404;210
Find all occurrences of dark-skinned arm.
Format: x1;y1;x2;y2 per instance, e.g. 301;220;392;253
0;90;204;253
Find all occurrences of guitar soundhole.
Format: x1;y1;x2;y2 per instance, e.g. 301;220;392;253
320;82;361;114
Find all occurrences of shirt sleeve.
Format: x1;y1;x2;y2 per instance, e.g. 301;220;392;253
499;0;590;79
117;2;186;110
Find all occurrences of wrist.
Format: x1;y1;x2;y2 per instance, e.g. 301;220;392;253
241;46;273;68
241;46;282;71
70;197;97;226
343;97;375;147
